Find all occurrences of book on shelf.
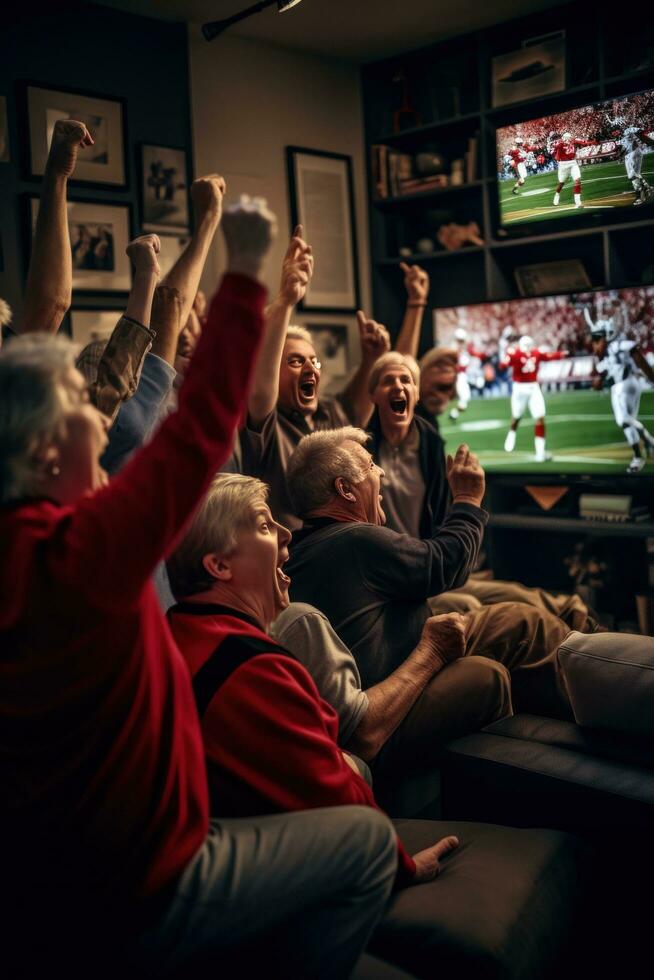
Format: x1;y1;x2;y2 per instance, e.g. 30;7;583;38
465;133;478;183
397;174;450;194
371;145;413;198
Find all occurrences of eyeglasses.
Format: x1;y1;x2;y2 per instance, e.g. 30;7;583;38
286;354;321;370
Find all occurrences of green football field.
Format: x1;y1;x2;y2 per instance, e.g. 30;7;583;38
438;388;654;474
499;155;654;225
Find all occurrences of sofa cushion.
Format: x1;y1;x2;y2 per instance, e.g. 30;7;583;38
557;630;654;737
370;819;586;980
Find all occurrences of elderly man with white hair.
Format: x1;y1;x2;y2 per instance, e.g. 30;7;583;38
284;428;580;775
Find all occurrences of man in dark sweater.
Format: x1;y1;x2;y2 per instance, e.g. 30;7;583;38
285;427;576;733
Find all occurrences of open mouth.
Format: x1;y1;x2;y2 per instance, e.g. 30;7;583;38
389;397;407;416
299;379;316;401
276;555;291;589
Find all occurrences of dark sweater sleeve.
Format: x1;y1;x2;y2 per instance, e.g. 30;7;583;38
208;655;416;886
56;273;267;604
359;502;488;601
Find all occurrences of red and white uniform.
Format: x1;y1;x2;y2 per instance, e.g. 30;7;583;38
456;343;487;405
508;144;537;180
549;138;596;182
501;347;566;418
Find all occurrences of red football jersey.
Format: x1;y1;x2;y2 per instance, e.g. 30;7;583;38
508;144;537;163
500;347;565;383
550;138;596;162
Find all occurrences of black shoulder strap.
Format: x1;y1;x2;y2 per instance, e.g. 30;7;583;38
193;634;296;719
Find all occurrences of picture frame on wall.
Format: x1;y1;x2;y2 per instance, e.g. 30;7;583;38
25;84;126;186
305;323;351;381
29;197;132;292
491;34;566;109
157;232;190;277
69;308;124;347
514;258;591;297
140;144;190;233
0;95;10;163
286;146;360;312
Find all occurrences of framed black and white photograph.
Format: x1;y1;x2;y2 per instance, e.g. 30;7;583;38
306;323;350;381
29;197;131;292
157;232;190;277
0;96;9;163
25;84;126;186
69;309;123;347
140;144;190;233
491;35;566;108
287;147;360;312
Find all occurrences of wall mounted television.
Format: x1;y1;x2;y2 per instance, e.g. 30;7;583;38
434;286;654;476
496;89;654;231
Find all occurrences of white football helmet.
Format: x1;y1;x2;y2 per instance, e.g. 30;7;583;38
454;328;468;343
515;136;524;145
562;131;572;141
590;320;617;342
518;335;534;353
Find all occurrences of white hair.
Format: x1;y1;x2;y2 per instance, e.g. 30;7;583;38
367;351;419;395
0;333;79;503
0;298;12;330
167;473;269;599
286;324;314;345
287;426;370;518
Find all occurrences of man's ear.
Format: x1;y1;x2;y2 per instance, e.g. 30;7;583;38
202;553;232;582
334;477;357;503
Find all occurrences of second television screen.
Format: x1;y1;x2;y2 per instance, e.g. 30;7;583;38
497;90;654;227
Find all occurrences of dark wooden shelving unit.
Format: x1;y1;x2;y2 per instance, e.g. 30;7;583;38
361;2;654;348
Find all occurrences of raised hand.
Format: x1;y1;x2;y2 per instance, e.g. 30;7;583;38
126;234;161;279
400;261;430;304
222;194;277;281
278;224;314;307
46;119;94;179
419;613;467;670
446;443;485;508
191;174;226;226
411;835;459;884
356;309;390;365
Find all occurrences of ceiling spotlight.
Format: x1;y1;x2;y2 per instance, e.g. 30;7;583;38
203;0;304;42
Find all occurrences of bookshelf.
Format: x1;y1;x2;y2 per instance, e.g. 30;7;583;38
361;3;654;354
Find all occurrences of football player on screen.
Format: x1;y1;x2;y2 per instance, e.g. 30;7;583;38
508;136;541;195
588;313;654;473
605;111;654;206
548;130;598;208
450;327;487;420
501;334;568;462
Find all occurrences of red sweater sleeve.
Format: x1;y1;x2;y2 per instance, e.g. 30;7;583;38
207;654;416;886
54;274;267;605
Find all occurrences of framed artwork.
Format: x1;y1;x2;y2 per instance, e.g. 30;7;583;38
286;146;360;312
29;197;131;292
69;309;123;347
491;35;566;108
25;84;126;186
0;96;9;163
305;323;350;380
157;232;190;277
514;259;591;297
140;144;190;233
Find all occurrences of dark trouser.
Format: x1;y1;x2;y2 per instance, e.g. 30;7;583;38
134;806;397;979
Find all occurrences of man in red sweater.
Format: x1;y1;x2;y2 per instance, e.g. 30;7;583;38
167;472;461;888
0;138;398;979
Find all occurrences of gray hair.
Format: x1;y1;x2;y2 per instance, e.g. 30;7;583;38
286;324;314;345
0;298;12;330
367;351;419;395
287;426;369;517
167;473;269;600
0;333;79;503
419;346;458;374
76;339;108;386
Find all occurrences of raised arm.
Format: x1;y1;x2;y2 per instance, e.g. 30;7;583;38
394;262;430;359
341;309;390;427
248;226;314;427
161;175;226;330
583;308;595;331
61;197;276;604
19;120;93;335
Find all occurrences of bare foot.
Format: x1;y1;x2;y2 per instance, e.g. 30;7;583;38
419;612;467;670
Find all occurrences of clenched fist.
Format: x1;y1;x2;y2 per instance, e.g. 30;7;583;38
222;194;277;280
357;309;390;364
400;261;430;304
126;234;161;278
278;224;314;307
419;612;467;670
191;174;226;225
446;443;485;508
46;119;94;179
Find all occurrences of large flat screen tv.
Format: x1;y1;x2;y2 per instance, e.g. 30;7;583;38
434;286;654;475
496;89;654;228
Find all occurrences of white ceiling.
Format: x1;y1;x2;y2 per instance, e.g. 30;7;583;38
95;0;561;62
